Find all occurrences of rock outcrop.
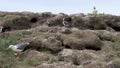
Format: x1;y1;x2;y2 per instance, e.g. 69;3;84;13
0;12;120;31
1;12;120;68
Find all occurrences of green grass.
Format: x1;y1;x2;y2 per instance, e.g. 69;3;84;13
102;41;118;55
22;57;40;66
43;50;58;63
0;32;58;68
87;13;105;16
19;50;55;67
0;34;22;68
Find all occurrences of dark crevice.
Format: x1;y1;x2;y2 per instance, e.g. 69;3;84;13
111;27;120;31
107;23;120;31
64;45;71;49
2;27;11;32
61;41;71;49
73;60;80;65
85;46;101;51
30;18;37;23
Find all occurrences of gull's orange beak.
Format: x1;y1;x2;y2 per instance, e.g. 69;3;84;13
6;47;10;50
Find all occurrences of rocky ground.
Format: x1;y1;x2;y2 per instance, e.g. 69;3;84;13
0;12;120;68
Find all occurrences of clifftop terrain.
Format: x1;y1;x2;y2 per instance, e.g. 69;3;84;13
0;12;120;68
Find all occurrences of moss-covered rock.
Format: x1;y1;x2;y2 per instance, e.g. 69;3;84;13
0;15;31;30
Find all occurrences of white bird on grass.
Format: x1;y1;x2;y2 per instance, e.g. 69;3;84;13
7;42;30;59
0;26;4;32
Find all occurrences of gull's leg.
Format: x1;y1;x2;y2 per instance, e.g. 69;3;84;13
14;52;18;56
16;56;20;60
14;52;19;59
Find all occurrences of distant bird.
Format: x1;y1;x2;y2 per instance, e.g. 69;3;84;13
0;26;4;32
62;18;69;26
47;20;50;24
7;42;30;59
92;6;98;17
93;6;96;10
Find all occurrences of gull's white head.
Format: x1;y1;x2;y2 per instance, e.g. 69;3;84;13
63;18;65;21
8;45;14;48
26;42;30;45
7;45;14;50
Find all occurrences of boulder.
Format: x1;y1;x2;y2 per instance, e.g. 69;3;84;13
60;28;72;34
94;30;117;41
81;59;120;68
70;15;87;29
35;62;79;68
63;30;103;50
112;59;120;68
25;50;49;62
22;50;57;66
0;15;31;31
58;49;106;65
42;36;63;52
58;49;77;63
63;37;85;49
83;61;113;68
46;13;71;27
20;34;64;53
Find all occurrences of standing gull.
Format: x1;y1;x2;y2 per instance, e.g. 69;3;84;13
92;6;98;17
0;26;4;32
62;18;69;27
7;42;30;59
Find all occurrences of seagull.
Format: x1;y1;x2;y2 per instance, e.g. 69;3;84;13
47;20;50;24
7;42;30;59
62;18;69;27
0;26;4;32
93;6;98;17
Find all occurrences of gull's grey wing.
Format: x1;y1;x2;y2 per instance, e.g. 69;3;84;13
16;42;30;50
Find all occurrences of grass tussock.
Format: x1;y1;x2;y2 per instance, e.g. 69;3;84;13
0;34;22;68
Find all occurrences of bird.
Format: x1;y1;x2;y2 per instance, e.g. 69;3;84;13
93;6;96;10
0;26;4;32
62;18;69;27
92;6;98;17
47;19;50;24
7;42;30;59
